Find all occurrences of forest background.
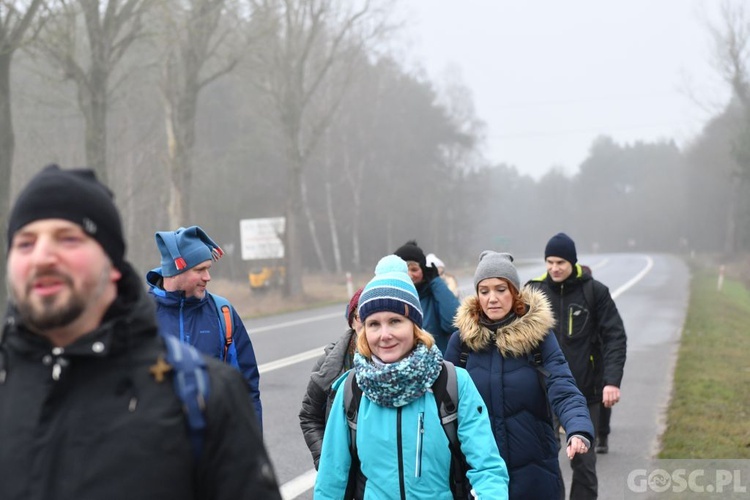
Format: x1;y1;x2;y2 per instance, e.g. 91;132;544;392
1;0;750;306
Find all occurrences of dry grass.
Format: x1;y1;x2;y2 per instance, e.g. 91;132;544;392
209;272;372;318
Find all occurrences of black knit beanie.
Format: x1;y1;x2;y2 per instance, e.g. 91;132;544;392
7;164;126;271
393;240;426;268
544;232;577;265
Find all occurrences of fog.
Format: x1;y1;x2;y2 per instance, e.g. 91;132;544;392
2;0;749;297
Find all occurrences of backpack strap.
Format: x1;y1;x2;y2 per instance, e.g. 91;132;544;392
530;345;552;420
343;371;363;498
210;293;238;366
161;334;210;461
432;361;470;499
458;340;470;368
582;279;597;324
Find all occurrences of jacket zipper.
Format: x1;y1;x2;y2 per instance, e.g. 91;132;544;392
397;407;405;499
179;299;186;343
415;412;424;477
561;283;573;336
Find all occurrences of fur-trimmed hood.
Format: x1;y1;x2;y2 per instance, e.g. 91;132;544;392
454;286;555;357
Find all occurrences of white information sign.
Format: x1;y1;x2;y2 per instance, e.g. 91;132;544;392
240;217;285;260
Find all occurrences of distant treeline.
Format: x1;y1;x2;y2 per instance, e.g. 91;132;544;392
3;1;749;287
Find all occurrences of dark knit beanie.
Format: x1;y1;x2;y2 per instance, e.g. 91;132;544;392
544;232;578;265
7;164;126;270
345;287;364;328
473;251;520;291
393;240;426;268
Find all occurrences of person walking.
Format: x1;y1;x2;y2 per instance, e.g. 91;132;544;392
0;164;281;500
146;226;263;426
394;240;460;353
527;232;627;499
299;286;364;470
314;255;509;499
444;250;593;500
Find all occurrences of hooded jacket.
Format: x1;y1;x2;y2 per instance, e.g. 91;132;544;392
444;287;593;500
146;268;262;426
0;263;280;500
314;364;509;499
299;328;357;469
527;266;627;402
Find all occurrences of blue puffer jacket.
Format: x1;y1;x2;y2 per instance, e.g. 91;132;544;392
418;276;461;353
314;365;509;499
444;287;593;500
146;269;263;427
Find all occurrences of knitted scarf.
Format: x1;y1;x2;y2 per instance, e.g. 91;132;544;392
354;343;443;408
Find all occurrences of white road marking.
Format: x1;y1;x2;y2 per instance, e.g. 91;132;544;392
258;346;326;374
611;255;653;299
249;312;341;334
281;469;317;500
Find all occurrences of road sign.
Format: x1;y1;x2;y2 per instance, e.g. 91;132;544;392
240;217;285;260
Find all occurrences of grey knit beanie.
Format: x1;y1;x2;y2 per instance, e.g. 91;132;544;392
473;251;521;291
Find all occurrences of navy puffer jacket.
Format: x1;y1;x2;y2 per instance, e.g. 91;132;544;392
445;287;593;500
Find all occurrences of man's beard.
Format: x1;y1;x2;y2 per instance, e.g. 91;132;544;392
9;270;105;332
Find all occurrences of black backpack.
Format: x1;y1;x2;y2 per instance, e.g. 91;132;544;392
342;361;470;499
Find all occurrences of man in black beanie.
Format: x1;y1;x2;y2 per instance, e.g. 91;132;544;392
527;232;627;500
1;164;281;500
393;240;460;353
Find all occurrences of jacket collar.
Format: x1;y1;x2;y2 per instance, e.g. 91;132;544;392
3;261;158;359
455;286;555;357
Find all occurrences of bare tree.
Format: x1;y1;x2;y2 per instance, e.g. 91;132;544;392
249;0;392;297
34;0;152;183
0;0;44;305
707;0;750;254
158;0;245;226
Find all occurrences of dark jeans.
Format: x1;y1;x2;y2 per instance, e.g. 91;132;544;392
599;403;611;438
566;401;599;500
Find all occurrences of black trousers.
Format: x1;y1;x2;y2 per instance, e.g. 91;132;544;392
599;403;611;438
566;401;599;499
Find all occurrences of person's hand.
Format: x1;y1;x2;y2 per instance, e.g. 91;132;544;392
566;436;589;459
602;385;620;408
423;263;439;282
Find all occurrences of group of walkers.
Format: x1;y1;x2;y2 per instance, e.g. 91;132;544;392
303;238;628;499
0;164;627;500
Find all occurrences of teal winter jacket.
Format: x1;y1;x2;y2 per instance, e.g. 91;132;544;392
314;366;509;499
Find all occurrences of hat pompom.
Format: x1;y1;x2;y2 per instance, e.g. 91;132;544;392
375;254;408;275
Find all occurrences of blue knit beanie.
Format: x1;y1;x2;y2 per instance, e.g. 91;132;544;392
544;232;578;265
155;226;224;277
358;255;423;328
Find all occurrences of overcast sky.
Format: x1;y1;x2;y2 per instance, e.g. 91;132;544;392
397;0;732;179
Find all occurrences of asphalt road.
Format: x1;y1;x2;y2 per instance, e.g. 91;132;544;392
245;253;690;500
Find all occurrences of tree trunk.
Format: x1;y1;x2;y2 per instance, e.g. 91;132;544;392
325;175;342;273
0;54;13;306
300;172;329;273
283;161;304;298
79;66;109;183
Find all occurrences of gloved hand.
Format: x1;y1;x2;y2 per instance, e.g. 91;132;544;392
423;263;439;283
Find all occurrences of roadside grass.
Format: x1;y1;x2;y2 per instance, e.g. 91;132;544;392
658;267;750;458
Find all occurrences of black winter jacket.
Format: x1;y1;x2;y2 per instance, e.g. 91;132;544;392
299;328;356;469
0;263;281;500
527;266;627;403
